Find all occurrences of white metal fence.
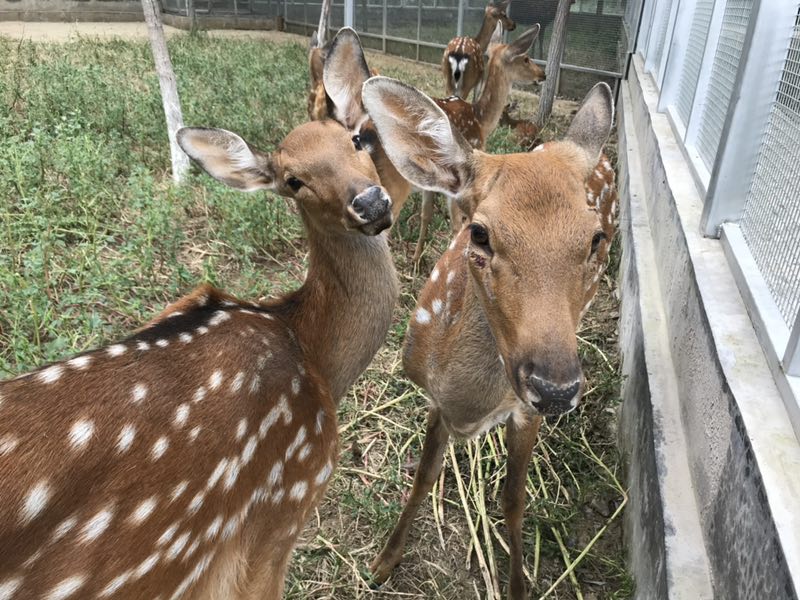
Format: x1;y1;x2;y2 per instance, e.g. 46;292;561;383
635;0;800;428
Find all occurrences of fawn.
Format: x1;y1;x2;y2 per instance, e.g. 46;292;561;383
361;77;616;599
0;117;398;598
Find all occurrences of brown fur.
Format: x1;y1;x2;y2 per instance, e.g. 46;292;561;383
362;78;615;599
442;1;516;98
0;119;398;599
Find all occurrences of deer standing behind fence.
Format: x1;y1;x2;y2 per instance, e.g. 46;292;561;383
0;116;398;599
361;77;616;600
442;0;516;100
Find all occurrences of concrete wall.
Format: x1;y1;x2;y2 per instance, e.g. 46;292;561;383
0;0;144;21
618;55;800;599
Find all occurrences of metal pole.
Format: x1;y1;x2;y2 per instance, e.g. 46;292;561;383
456;0;463;37
344;0;354;27
416;0;421;61
382;0;387;52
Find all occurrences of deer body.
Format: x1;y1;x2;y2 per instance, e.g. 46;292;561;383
442;0;515;99
362;77;615;599
0;119;398;599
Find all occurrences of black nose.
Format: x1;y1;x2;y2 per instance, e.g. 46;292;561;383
517;362;581;414
350;186;390;224
454;70;461;82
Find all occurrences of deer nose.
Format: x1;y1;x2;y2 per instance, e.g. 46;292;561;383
350;186;390;224
516;363;582;415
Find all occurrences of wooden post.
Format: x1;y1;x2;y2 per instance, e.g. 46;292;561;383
535;0;571;128
317;0;331;44
141;0;189;184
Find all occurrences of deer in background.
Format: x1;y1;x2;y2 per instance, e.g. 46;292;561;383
0;116;399;598
362;77;616;599
442;0;516;100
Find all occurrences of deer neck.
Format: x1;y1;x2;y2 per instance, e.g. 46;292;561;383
286;212;398;403
475;17;498;50
474;61;512;141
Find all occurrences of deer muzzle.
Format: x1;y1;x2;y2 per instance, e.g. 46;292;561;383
348;185;393;235
515;362;583;415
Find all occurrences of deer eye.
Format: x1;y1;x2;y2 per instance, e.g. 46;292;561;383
286;176;303;192
470;223;490;249
524;57;530;63
352;135;363;151
590;231;607;256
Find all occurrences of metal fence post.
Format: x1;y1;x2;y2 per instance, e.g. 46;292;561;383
416;0;422;61
382;0;387;52
700;0;797;237
344;0;354;28
457;0;464;36
657;0;701;113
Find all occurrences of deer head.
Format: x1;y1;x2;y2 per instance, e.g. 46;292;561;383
177;121;392;236
486;24;545;86
487;0;516;33
362;77;614;414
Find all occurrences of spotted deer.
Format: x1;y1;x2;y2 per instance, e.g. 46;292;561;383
442;0;516;100
0;118;399;599
361;77;616;599
415;25;545;262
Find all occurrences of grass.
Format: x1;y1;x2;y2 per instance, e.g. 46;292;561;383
0;30;631;599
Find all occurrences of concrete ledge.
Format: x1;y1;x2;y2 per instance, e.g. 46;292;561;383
618;55;800;598
161;12;279;31
0;0;143;21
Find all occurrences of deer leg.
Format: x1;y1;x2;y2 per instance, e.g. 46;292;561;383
370;408;450;584
447;195;467;234
502;414;542;600
413;190;436;264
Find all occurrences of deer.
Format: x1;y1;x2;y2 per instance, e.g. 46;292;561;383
0;115;399;599
360;77;616;599
442;0;516;100
313;27;544;264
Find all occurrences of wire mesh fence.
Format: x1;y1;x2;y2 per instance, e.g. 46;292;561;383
162;0;632;99
740;8;800;329
695;0;753;170
675;0;713;126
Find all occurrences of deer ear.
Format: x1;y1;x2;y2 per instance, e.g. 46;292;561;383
323;27;371;131
507;24;539;56
494;0;510;11
564;82;614;171
362;76;474;197
177;127;275;192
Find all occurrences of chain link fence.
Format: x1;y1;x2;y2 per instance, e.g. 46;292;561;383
163;0;632;99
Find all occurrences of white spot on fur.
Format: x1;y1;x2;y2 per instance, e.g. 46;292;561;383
179;333;193;344
289;481;308;501
44;575;85;600
0;578;22;600
248;375;261;394
189;426;202;442
156;339;169;348
68;356;91;370
447;271;455;285
259;396;292;439
174;404;190;428
80;506;114;543
129;496;158;525
192;386;206;403
0;435;18;456
230;372;245;394
196;326;209;335
205;515;223;541
315;460;333;486
37;365;63;384
20;480;51;525
107;344;126;357
117;424;136;454
315;410;325;435
432;299;444;315
235;418;248;441
134;552;160;578
223;458;241;490
98;571;131;597
431;268;440;282
449;239;457;251
291;377;301;395
415;307;431;324
132;383;147;404
184;538;201;560
157;523;179;546
51;515;77;542
151;437;169;461
137;341;150;351
209;310;231;327
69;419;94;451
271;488;285;504
170;481;189;503
267;462;283;488
207;459;229;490
285;426;307;460
187;492;205;515
242;436;258;465
209;370;223;390
166;532;190;561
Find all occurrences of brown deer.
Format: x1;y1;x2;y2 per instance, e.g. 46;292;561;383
415;25;545;262
442;0;516;99
0;118;399;599
361;77;616;599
